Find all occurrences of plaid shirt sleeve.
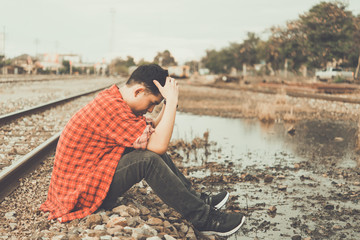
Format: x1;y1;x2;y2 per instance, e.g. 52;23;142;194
40;85;148;222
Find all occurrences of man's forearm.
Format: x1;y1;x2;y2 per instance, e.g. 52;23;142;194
147;101;177;154
153;103;165;127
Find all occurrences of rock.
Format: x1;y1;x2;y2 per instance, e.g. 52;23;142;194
68;234;81;240
147;217;163;226
85;214;102;228
179;223;189;235
185;227;196;240
127;206;140;216
9;223;17;231
158;210;166;218
139;205;151;215
68;227;81;235
294;163;300;169
68;219;80;228
5;211;16;220
332;225;342;230
100;236;113;240
35;220;50;231
106;226;123;236
264;175;274;183
106;217;128;228
94;224;106;231
277;175;286;180
86;229;107;237
161;207;173;216
243;173;259;181
52;235;67;240
278;185;287;191
101;214;110;224
123;226;133;234
164;235;177;240
287;126;296;135
334;137;344;142
353;182;360;186
300;175;312;181
268;206;277;213
112;205;130;217
146;236;162;240
324;204;334;210
291;235;301;240
163;221;172;229
127;216;142;227
131;224;157;239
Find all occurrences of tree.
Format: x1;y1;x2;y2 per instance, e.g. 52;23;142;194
137;58;153;66
61;60;70;74
237;32;260;67
184;60;200;73
299;1;355;68
153;50;177;67
110;56;136;76
262;20;308;73
350;15;360;78
201;49;233;74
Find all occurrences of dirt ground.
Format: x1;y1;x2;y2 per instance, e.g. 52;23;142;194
173;79;360;239
1;78;359;240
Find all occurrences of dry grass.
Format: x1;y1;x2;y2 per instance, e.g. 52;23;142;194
256;103;276;123
283;107;297;123
275;89;287;105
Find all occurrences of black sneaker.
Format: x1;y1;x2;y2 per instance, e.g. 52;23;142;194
200;191;229;210
197;208;246;236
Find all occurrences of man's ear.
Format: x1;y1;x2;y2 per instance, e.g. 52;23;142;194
134;86;146;97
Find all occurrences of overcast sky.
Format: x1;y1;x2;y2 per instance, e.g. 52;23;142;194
1;0;360;64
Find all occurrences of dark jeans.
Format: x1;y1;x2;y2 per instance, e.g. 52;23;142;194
101;149;209;227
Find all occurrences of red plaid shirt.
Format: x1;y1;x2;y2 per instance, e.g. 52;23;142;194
40;85;154;222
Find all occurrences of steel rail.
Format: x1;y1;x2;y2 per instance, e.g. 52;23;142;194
196;82;360;104
0;132;61;202
0;76;96;84
0;84;114;125
0;83;119;202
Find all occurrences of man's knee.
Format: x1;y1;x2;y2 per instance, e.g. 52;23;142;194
132;150;164;167
142;150;160;157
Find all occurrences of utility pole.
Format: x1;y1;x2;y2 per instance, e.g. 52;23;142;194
109;8;116;76
2;26;5;58
55;41;59;74
34;38;40;57
109;8;116;55
1;26;5;75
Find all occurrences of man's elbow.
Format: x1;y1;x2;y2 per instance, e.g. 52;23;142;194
146;144;168;155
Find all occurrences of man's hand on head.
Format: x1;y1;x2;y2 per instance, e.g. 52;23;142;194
153;77;179;107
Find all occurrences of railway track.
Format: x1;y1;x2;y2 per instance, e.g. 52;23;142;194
207;81;360;104
0;82;120;202
0;75;95;83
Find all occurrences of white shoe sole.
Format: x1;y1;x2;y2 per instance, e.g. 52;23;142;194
214;191;229;210
201;215;246;236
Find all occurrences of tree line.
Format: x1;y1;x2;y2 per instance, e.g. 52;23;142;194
200;1;360;78
49;1;360;78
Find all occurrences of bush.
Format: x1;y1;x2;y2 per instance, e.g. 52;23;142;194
333;75;345;83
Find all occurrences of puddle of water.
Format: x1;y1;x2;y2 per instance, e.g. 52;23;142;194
172;113;360;239
172;112;359;170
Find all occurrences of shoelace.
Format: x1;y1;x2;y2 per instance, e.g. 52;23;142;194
207;207;227;228
200;192;213;205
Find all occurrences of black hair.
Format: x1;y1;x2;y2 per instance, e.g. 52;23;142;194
126;64;168;95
